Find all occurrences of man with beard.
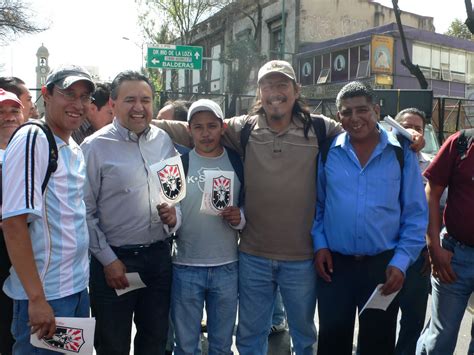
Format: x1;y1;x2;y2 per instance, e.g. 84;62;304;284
82;71;180;355
153;60;424;355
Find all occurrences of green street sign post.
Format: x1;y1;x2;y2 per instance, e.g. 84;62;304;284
147;44;203;70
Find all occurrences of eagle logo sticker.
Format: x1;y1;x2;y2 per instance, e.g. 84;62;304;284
200;170;234;215
150;156;187;204
30;317;95;355
158;164;183;201
43;326;85;353
212;175;231;210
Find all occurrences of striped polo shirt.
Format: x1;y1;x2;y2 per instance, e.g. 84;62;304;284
2;124;89;300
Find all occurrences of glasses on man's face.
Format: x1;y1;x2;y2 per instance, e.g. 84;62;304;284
55;88;94;105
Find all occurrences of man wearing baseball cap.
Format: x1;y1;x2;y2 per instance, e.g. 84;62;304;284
154;60;335;354
171;99;244;355
2;65;94;353
154;60;425;355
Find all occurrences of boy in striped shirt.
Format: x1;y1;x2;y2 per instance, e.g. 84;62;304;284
2;65;95;354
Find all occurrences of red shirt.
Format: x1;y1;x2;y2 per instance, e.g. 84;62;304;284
424;131;474;246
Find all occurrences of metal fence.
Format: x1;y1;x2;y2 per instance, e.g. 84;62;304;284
158;91;256;117
305;96;474;145
31;85;474;145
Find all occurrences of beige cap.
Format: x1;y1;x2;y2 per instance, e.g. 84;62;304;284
257;60;296;83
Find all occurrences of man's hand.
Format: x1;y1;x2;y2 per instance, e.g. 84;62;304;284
157;203;177;227
406;128;425;152
220;206;241;226
28;297;56;339
428;245;457;283
104;259;129;290
381;266;404;295
315;249;333;282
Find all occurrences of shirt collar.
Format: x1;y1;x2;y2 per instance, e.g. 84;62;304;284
335;123;399;150
113;117;151;142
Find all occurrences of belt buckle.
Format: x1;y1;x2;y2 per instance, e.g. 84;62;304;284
354;255;365;261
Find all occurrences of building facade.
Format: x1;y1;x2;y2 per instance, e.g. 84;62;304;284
296;23;474;99
163;0;433;113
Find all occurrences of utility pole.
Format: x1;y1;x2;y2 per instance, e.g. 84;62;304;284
280;0;285;60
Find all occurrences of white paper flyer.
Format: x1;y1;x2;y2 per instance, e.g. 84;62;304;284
150;155;186;205
200;170;234;216
359;284;400;316
30;317;95;354
115;272;147;296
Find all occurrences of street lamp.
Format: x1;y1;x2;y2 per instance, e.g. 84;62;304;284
122;36;144;72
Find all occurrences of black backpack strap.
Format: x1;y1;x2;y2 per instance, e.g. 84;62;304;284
319;134;338;166
180;152;190;177
240;117;257;161
224;147;245;207
456;128;474;160
311;115;327;146
394;134;405;171
9;120;58;194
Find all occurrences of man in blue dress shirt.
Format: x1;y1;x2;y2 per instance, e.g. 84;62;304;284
312;81;428;355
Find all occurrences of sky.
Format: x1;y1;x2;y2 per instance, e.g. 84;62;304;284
0;0;145;89
0;0;468;93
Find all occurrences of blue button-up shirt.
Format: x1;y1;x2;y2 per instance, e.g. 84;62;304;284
311;127;428;273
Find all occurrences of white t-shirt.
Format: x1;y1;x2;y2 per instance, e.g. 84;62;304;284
2;125;89;300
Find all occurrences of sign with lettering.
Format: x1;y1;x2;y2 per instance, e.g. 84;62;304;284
147;44;203;70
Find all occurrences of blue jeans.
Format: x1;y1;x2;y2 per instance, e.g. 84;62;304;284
272;288;286;326
395;251;430;355
416;235;474;355
11;289;89;355
236;252;317;355
171;262;238;355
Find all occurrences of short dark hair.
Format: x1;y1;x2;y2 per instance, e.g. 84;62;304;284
336;81;376;110
164;100;191;122
0;76;26;97
92;82;111;110
110;71;154;100
394;107;426;129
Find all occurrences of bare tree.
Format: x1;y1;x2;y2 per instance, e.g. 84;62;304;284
0;0;48;43
221;0;264;115
392;0;428;89
136;0;264;115
136;0;228;44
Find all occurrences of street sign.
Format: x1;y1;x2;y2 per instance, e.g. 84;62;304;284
147;44;203;70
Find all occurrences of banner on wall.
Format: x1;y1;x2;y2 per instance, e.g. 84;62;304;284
371;35;394;75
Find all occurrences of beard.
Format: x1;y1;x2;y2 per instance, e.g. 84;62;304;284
269;113;285;120
265;96;288;121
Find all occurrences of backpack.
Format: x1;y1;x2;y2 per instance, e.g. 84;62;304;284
240;115;328;160
455;128;474;160
180;146;245;207
8;120;58;193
